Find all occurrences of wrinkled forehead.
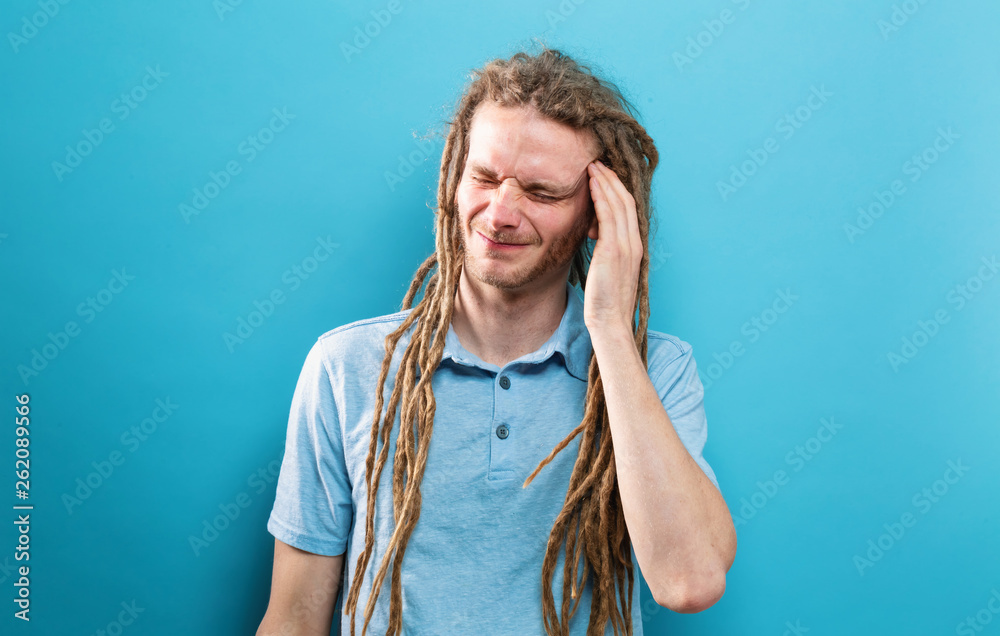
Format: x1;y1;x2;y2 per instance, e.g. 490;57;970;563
465;102;601;181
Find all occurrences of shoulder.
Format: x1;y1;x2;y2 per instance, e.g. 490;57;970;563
312;307;417;373
645;329;694;374
316;307;414;345
645;329;702;408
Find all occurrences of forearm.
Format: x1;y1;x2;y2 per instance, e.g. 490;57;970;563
590;326;736;612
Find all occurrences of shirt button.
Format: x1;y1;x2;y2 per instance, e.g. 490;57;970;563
495;424;509;439
499;375;511;390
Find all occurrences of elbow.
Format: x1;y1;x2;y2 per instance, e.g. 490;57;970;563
651;517;737;613
652;568;727;614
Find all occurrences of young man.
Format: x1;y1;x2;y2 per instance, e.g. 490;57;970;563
257;48;736;636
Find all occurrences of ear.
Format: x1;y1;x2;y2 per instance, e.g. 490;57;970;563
587;202;599;240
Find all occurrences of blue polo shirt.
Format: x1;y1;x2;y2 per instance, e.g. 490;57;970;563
266;280;720;635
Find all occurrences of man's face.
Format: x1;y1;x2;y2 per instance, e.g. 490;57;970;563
455;102;600;292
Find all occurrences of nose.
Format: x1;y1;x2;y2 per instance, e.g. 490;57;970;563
483;179;523;229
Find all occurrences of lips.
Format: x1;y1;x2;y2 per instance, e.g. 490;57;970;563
478;232;528;247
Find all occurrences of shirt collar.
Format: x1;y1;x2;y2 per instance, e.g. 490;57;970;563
440;280;592;381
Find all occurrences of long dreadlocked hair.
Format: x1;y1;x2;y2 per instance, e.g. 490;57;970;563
342;44;660;636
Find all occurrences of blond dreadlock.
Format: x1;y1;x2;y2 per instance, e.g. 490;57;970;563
342;44;660;636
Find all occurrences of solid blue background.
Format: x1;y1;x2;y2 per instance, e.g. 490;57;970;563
1;0;998;634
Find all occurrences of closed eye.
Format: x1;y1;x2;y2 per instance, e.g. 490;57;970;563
470;176;558;202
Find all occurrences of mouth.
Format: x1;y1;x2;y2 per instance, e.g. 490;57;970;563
478;232;529;249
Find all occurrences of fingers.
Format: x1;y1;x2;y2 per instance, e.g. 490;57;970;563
588;161;617;241
590;161;641;259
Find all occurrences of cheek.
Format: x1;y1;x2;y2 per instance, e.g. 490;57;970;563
454;188;472;221
456;188;488;225
530;217;562;244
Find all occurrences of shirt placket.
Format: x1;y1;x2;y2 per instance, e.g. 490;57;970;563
488;366;517;481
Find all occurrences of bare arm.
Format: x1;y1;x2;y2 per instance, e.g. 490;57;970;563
582;159;735;612
256;538;346;636
590;328;736;613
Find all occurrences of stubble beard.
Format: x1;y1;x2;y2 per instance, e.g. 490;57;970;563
458;210;591;291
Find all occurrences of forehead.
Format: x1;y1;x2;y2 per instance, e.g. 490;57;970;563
465;102;598;183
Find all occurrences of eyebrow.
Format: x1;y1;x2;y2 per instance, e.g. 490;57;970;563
466;161;578;197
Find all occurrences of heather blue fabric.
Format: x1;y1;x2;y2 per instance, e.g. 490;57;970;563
266;280;720;635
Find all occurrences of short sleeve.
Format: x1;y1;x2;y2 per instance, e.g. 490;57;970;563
648;337;720;491
266;338;354;556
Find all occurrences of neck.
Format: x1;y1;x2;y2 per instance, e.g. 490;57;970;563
450;270;569;368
